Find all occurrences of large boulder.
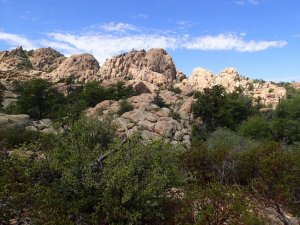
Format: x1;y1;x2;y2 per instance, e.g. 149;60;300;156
0;113;31;128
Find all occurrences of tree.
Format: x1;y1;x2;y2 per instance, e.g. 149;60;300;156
271;94;300;144
193;85;256;133
13;79;65;119
80;81;106;107
118;99;134;115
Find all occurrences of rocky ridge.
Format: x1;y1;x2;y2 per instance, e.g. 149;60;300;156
0;46;298;143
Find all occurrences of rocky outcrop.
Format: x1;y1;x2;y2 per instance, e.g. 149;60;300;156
98;48;176;86
86;92;194;146
29;47;65;72
177;67;286;108
0;47;291;108
44;53;100;83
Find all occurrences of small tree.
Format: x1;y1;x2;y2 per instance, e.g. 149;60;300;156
13;79;65;119
118;99;134;115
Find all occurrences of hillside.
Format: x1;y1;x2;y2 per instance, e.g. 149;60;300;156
0;47;300;225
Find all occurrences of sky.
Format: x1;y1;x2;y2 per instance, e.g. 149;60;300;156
0;0;299;81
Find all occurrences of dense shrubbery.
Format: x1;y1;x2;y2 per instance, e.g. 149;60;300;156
1;83;300;224
193;85;256;135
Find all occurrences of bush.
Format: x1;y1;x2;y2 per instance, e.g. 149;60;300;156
152;92;169;108
118;99;134;115
239;116;272;141
0;127;41;148
168;86;182;94
177;184;264;225
98;140;183;224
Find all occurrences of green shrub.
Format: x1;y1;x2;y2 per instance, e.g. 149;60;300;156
168;86;182;94
98;140;183;224
0;127;41;148
177;184;264;225
118;99;134;115
80;81;106;107
239;116;272;141
152;92;169;108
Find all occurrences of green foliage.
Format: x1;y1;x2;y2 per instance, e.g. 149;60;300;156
16;57;33;70
118;99;134;115
0;82;5;109
11;79;65;119
170;110;181;121
0;127;41;149
152;92;169;108
80;81;106;107
193;85;256;133
98;140;183;224
168;86;182;94
239;115;273;141
271;94;300;144
177;184;264;225
106;81;136;100
0;152;32;224
238;142;300;210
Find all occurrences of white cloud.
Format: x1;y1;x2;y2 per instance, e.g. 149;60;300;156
44;32;179;62
0;31;37;49
99;22;137;32
0;27;288;64
183;33;287;52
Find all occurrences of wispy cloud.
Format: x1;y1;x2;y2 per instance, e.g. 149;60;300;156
183;33;287;52
99;22;137;32
0;31;37;49
235;0;262;5
0;23;288;64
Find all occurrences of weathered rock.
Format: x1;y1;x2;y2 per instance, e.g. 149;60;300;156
98;48;176;86
174;131;184;141
29;47;65;72
44;53;100;82
0;113;31;128
154;120;174;138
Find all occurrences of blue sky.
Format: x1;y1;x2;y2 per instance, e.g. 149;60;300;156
0;0;299;81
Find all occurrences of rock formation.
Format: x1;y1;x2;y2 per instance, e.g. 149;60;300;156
86;91;194;146
29;47;65;72
98;48;177;86
176;67;286;108
43;53;100;83
0;46;295;111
